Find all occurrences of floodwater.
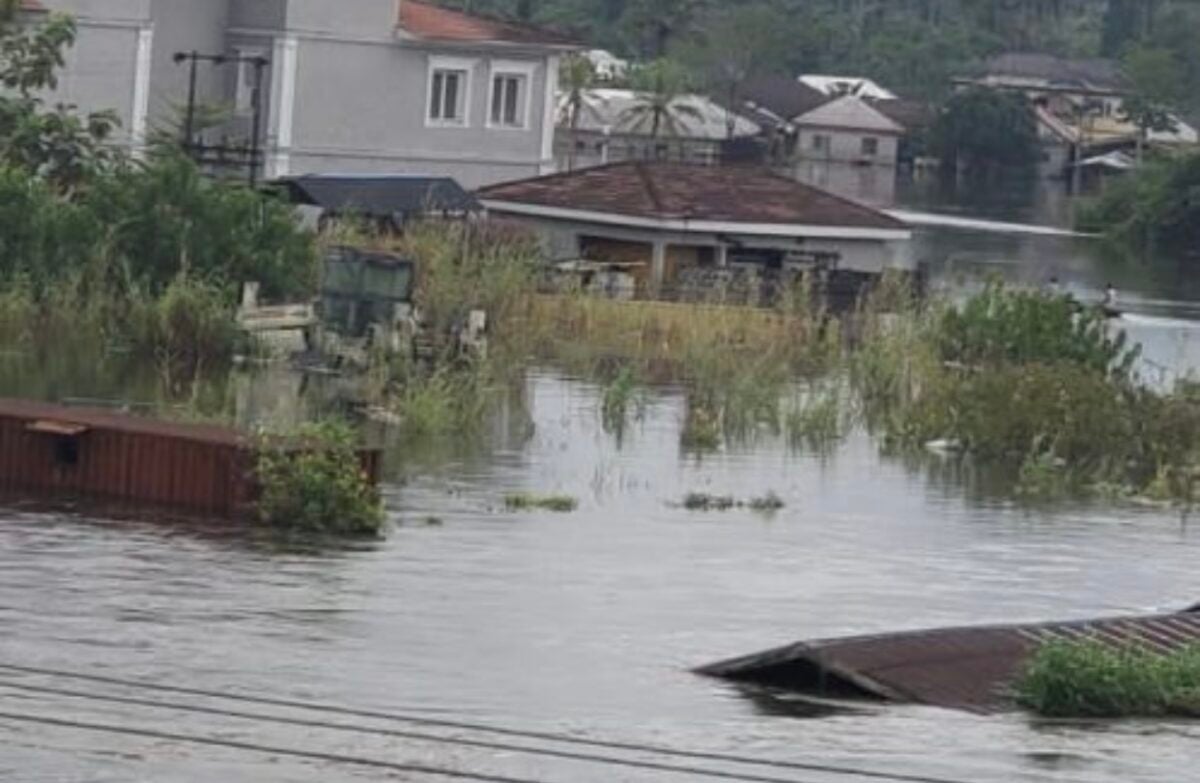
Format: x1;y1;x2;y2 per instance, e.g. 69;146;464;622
4;176;1200;782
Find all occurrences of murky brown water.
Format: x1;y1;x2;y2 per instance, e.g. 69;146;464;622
4;178;1200;782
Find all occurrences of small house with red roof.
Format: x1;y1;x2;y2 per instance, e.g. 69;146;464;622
30;1;577;188
478;162;913;295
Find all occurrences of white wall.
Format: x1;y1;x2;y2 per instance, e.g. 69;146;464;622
796;127;900;166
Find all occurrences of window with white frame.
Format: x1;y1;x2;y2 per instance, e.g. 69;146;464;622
235;49;266;116
428;59;473;126
490;73;527;127
487;62;534;129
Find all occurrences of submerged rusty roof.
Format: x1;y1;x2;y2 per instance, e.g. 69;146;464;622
478;162;907;232
698;609;1200;713
0;399;244;447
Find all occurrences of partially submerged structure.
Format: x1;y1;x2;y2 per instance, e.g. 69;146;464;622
0;399;380;518
477;162;912;300
276;174;478;229
698;608;1200;714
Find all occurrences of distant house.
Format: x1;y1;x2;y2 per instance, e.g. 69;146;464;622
28;0;578;188
792;96;904;166
956;52;1198;174
800;75;897;101
583;49;629;82
476;162;912;296
555;88;759;170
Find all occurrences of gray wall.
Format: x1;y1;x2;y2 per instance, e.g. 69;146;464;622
37;0;153;140
796;127;900;166
148;0;231;129
230;0;286;29
286;0;398;36
285;40;554;186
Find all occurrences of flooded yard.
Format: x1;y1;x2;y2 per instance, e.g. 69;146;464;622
4;187;1200;781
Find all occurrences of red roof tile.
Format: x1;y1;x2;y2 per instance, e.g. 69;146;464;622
398;1;577;47
478;162;907;232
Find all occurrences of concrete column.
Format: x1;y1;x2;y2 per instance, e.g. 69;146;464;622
650;241;667;295
715;243;729;268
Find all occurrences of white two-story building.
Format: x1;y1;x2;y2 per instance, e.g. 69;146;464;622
25;0;576;187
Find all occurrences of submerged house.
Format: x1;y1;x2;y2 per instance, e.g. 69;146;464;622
26;0;578;188
956;52;1198;175
555;88;760;170
476;162;912;298
792;95;905;167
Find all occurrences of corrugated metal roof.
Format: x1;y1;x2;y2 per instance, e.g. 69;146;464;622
276;175;479;216
793;95;904;134
0;399;244;447
559;89;760;141
697;609;1200;713
477;162;907;231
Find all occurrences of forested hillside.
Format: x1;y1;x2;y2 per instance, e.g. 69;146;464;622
443;0;1200;105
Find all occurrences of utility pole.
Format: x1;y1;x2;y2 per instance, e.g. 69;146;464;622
172;51;270;187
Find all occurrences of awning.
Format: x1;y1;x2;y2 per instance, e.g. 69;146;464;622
274;175;479;217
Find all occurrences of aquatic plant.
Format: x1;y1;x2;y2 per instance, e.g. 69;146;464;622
1015;639;1200;718
785;384;845;451
600;364;645;439
255;420;385;537
503;492;578;513
681;492;785;512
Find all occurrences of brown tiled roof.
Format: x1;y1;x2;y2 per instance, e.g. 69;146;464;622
478;162;906;231
19;0;46;11
398;1;577;47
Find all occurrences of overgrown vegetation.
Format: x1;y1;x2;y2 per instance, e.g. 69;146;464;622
256;421;385;537
860;280;1200;503
0;2;317;390
681;492;785;512
1078;152;1200;262
1015;639;1200;718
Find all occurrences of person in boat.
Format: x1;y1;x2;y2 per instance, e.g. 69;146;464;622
1102;283;1120;318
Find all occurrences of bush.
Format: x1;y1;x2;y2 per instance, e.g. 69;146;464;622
1015;639;1200;718
256;421;385;537
1078;152;1200;259
938;282;1138;378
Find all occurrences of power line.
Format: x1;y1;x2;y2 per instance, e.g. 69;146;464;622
0;680;812;783
0;710;544;783
0;662;977;783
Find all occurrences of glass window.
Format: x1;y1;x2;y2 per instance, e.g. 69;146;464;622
430;68;468;124
811;134;829;152
235;51;266;116
490;73;527;127
861;137;879;156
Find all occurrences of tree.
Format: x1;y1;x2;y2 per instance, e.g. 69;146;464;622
930;88;1041;173
1121;45;1184;161
0;0;120;194
559;53;596;170
620;59;702;140
619;0;709;58
673;3;792;136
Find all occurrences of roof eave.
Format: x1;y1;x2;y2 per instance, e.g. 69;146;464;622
479;199;912;241
395;28;581;52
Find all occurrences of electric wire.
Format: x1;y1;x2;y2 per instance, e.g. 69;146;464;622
0;679;818;783
0;661;981;783
0;710;547;783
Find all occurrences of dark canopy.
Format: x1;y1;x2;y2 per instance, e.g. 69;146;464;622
274;175;479;217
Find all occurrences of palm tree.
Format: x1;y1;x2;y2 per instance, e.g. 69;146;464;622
620;59;702;143
560;54;597;170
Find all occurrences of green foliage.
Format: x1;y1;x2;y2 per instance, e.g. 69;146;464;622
930;88;1040;171
0;2;121;191
503;492;578;512
600;364;645;439
621;59;701;138
785;384;845;451
256;421;385;537
1078;152;1200;259
681;491;784;512
391;364;495;437
1016;639;1200;718
938;282;1139;378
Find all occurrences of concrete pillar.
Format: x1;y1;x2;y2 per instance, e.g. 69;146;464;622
715;243;729;268
650;241;667;295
